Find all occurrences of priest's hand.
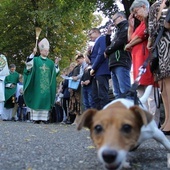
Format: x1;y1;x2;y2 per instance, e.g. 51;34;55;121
33;48;37;55
55;57;61;64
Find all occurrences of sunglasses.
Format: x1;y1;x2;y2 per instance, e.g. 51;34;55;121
112;16;120;23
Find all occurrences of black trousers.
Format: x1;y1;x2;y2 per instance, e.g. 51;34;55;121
91;75;110;110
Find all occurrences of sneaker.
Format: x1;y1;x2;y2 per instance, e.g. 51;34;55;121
65;120;72;124
61;119;68;124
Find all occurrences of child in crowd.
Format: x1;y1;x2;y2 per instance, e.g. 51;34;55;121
81;56;93;110
54;82;64;123
12;74;23;121
17;88;27;121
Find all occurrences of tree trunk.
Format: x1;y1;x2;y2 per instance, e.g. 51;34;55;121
122;0;134;18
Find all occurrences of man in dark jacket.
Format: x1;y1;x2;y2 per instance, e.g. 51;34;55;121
88;28;111;110
105;12;132;99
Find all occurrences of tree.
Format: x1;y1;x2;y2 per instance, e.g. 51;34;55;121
96;0;154;19
0;0;99;72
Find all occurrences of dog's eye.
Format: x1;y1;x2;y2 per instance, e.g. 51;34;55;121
94;125;103;134
121;124;132;133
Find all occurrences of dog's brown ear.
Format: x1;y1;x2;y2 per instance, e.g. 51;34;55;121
77;109;98;130
129;106;153;126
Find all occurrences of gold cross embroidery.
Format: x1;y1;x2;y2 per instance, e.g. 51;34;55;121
40;63;49;72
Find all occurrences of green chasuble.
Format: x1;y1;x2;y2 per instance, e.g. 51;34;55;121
23;56;57;110
4;71;19;108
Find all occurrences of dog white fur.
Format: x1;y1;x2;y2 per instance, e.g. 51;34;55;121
104;98;170;150
77;85;170;170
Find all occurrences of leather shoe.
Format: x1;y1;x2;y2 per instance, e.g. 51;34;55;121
33;120;41;124
162;130;170;135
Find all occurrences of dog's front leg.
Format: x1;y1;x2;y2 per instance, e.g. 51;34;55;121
153;128;170;151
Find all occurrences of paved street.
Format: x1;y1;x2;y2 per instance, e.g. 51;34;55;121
0;120;169;170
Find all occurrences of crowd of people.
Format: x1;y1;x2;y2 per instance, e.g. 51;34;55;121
0;0;170;134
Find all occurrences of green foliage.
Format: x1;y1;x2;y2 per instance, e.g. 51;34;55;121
96;0;119;17
0;0;98;73
96;0;154;18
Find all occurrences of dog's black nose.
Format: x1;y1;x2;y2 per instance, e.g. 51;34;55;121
102;150;118;164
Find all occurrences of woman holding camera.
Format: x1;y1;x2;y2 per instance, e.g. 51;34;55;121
147;0;170;135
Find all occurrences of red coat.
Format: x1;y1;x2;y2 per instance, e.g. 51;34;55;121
131;21;154;86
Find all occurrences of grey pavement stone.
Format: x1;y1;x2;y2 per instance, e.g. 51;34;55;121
0;120;169;170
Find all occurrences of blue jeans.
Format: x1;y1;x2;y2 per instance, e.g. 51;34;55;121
17;107;27;121
82;85;92;110
111;67;131;99
92;75;110;110
55;104;63;122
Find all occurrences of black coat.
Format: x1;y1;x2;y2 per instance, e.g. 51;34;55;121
62;72;72;99
105;20;132;70
81;66;93;87
17;95;26;107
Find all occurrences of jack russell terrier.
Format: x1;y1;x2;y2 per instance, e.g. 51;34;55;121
77;85;170;170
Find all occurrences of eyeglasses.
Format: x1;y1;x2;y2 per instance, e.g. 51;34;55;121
133;7;142;15
112;16;120;23
88;31;95;36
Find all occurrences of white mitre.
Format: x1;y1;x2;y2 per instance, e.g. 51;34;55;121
38;38;50;50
